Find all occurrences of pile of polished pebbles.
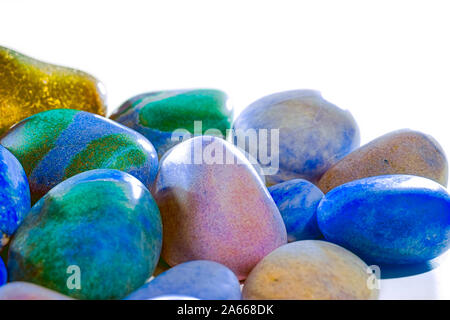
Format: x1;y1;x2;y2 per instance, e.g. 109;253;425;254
0;46;449;300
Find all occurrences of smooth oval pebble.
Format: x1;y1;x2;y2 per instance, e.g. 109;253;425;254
8;169;163;299
242;240;377;300
0;46;106;136
232;90;360;185
0;145;30;246
127;260;241;300
110;89;233;158
317;129;448;193
317;175;450;264
1;109;158;203
268;179;324;242
153;136;287;280
0;282;73;300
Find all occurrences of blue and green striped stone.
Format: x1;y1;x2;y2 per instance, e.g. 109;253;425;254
1;109;158;203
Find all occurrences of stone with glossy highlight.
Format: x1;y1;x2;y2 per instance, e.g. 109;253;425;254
110;89;233;158
268;179;323;242
317;175;450;264
153;136;287;280
8;169;163;300
0;145;30;246
1;109;158;203
127;260;241;300
232;90;360;185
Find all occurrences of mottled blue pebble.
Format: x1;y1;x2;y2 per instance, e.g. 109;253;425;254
126;260;242;300
317;175;450;265
232;90;360;185
0;145;31;241
269;179;323;242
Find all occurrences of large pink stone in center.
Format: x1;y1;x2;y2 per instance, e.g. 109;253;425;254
152;136;287;280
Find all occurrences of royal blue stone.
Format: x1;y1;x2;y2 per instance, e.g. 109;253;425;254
0;258;6;286
126;260;242;300
0;145;31;238
269;179;323;242
317;175;450;265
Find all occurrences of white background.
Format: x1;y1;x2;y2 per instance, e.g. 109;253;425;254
2;0;450;299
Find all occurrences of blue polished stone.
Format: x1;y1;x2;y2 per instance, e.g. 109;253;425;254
269;179;323;242
126;260;242;300
317;175;450;265
232;90;360;185
0;145;31;240
0;258;6;286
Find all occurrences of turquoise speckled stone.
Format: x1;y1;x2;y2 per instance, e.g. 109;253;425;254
233;90;360;185
317;175;450;265
0;145;30;246
110;89;233;158
1;109;158;203
126;260;241;300
269;179;324;242
7;169;163;299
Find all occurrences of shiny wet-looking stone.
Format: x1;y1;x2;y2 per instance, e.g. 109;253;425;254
110;89;233;158
152;136;287;280
1;109;158;203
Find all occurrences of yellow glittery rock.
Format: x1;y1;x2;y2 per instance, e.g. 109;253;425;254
0;46;107;135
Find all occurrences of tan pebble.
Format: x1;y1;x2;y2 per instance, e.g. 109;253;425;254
242;240;378;300
317;129;448;193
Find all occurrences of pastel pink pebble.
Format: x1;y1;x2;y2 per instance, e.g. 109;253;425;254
153;136;287;280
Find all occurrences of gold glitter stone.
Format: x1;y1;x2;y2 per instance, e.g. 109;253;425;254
0;46;107;136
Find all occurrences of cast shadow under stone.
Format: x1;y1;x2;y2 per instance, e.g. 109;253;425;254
379;250;450;279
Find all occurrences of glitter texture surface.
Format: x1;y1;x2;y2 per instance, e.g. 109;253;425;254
0;46;106;136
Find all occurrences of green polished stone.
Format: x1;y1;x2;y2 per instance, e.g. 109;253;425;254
110;89;233;157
